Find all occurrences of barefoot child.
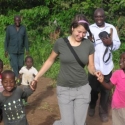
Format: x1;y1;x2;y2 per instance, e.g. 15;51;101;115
18;56;38;104
0;70;36;125
98;52;125;125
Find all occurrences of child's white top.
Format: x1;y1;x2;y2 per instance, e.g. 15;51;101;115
19;66;38;85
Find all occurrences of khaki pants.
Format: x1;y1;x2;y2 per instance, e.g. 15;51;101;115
53;84;91;125
112;108;125;125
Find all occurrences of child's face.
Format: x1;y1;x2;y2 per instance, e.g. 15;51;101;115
0;65;3;74
2;74;15;92
119;53;125;70
25;58;33;69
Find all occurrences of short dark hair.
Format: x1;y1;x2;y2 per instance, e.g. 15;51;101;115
0;59;3;68
14;15;21;20
94;8;105;16
1;70;15;80
25;56;33;62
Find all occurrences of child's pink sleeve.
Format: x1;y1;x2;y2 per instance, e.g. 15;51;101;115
110;71;118;85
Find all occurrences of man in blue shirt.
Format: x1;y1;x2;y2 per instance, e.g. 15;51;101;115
4;15;29;78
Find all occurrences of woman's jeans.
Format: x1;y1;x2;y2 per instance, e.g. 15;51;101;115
53;84;91;125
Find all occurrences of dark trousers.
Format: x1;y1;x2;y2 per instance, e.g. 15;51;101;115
9;53;24;77
88;72;112;114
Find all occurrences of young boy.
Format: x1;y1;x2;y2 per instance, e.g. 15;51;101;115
98;52;125;125
0;70;36;125
18;56;38;104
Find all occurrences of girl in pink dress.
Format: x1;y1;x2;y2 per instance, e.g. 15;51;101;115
98;52;125;125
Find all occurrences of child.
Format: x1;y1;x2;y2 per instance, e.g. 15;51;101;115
18;56;38;103
98;52;125;125
0;59;4;92
0;70;36;125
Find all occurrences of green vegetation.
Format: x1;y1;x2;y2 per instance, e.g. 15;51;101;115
0;0;125;79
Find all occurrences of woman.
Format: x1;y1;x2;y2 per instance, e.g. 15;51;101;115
32;14;100;125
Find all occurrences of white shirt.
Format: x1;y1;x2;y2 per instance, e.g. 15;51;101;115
89;23;121;75
19;66;38;85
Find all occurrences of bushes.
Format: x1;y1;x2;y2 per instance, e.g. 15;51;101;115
0;0;125;79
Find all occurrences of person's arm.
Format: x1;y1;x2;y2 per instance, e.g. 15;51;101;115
111;26;121;51
4;26;10;58
17;67;24;84
87;53;101;77
16;73;22;85
21;86;34;99
97;75;114;90
31;50;58;89
33;68;38;77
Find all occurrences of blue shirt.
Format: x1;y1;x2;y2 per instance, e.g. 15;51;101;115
4;24;29;54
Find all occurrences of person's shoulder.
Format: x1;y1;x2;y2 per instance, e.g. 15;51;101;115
20;25;27;29
15;86;23;93
20;66;26;70
21;66;26;68
83;38;93;44
6;25;14;29
56;37;64;42
31;66;37;70
83;38;90;42
20;24;26;27
54;37;65;45
113;69;121;75
82;38;94;48
8;24;14;27
105;23;116;28
14;86;21;91
9;87;22;95
89;23;96;27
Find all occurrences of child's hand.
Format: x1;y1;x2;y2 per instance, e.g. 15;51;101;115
97;74;104;83
30;80;37;90
16;78;21;86
94;70;102;78
94;71;104;83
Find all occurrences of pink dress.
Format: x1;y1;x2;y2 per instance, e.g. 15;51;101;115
110;70;125;109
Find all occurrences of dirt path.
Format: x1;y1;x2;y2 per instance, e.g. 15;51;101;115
0;77;112;125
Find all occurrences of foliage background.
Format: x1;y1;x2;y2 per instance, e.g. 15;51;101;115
0;0;125;79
